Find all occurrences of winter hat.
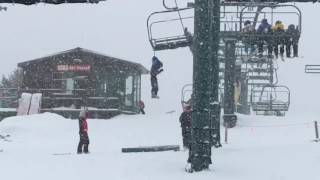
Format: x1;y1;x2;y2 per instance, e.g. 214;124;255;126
275;20;282;25
184;104;192;112
288;24;295;30
79;110;86;119
152;56;158;62
261;19;268;24
244;20;251;26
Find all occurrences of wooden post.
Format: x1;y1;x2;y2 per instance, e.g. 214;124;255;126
315;121;319;141
225;127;228;144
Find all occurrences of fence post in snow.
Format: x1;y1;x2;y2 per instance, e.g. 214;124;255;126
314;121;319;141
225;127;228;144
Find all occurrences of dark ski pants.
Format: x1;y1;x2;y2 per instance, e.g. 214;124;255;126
258;40;272;55
286;42;298;57
77;134;90;153
139;108;145;115
181;127;191;148
274;44;285;58
151;76;159;96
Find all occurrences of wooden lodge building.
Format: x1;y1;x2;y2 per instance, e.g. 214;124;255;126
16;47;148;118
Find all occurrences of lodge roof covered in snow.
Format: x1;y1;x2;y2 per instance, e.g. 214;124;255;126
18;47;149;74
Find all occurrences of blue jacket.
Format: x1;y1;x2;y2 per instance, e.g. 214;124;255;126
150;56;163;77
257;20;272;34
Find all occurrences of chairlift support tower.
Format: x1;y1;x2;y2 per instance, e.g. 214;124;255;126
188;0;221;172
223;38;237;127
208;0;222;148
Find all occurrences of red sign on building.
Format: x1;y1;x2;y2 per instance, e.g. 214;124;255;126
57;65;91;72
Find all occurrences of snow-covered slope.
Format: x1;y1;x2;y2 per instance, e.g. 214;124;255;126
1;111;319;180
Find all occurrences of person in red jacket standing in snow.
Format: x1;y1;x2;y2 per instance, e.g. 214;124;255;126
138;100;145;115
77;110;90;154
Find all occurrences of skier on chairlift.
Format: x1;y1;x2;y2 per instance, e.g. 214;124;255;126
241;20;256;55
257;18;273;57
272;20;286;60
285;24;300;58
150;56;163;98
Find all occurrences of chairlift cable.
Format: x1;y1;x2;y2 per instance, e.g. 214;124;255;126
174;0;186;33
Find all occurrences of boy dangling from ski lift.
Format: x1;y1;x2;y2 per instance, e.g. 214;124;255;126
285;24;300;58
77;110;90;154
150;56;163;98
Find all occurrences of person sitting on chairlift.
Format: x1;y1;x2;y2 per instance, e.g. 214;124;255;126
241;20;256;55
272;20;286;60
285;24;300;58
150;56;163;99
257;18;273;57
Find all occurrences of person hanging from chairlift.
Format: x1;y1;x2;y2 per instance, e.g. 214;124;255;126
77;109;90;154
256;18;273;57
241;20;256;55
272;20;286;60
150;56;163;99
285;24;300;58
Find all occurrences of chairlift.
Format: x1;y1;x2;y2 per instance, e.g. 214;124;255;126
250;84;290;116
181;84;192;112
147;7;193;51
180;84;225;112
238;3;302;40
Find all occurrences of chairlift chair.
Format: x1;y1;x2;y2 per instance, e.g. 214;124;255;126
238;3;302;45
250;84;290;116
147;7;193;51
181;84;193;112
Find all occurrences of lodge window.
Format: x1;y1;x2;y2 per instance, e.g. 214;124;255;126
125;76;133;106
52;72;75;94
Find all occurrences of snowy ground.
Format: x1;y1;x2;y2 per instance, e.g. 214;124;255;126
1;89;320;180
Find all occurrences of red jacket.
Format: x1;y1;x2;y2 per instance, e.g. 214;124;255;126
79;118;88;134
138;100;145;109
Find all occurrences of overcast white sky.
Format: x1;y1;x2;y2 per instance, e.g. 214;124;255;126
0;1;319;76
0;0;167;75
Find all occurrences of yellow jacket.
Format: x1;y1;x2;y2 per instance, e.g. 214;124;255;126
272;23;285;32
